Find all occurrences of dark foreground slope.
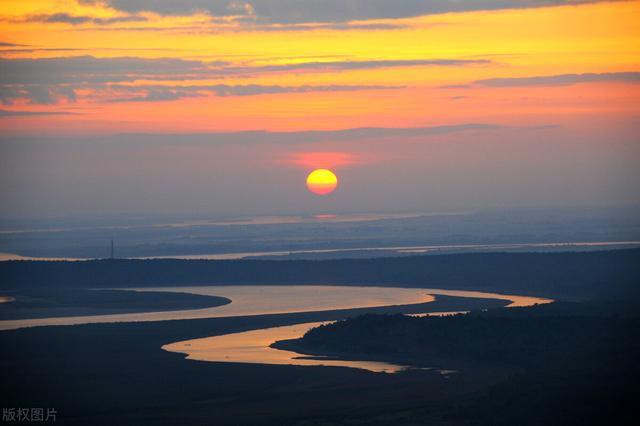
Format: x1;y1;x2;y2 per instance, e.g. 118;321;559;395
1;249;638;425
1;249;640;299
277;303;639;370
2;299;635;425
0;297;514;426
274;302;639;425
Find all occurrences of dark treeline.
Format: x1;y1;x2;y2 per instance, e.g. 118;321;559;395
0;289;230;320
1;249;639;299
273;302;639;425
286;304;639;370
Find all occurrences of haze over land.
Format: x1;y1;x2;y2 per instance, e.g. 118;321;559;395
1;207;639;259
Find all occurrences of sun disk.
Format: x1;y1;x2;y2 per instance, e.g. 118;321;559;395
306;169;338;195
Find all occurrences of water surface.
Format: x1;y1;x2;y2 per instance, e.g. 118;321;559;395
163;321;409;373
162;288;552;373
2;240;638;261
0;285;435;331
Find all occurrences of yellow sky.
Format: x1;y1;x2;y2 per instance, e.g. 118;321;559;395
0;0;639;133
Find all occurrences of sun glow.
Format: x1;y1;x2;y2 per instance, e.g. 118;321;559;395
306;169;338;195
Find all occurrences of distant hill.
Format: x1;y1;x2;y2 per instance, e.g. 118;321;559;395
1;249;639;300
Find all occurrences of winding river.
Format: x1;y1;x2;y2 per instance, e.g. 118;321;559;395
0;285;552;372
0;285;551;331
0;285;435;331
159;287;552;373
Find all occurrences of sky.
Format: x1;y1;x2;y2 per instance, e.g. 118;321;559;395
0;0;638;219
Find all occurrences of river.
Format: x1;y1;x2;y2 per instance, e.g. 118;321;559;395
0;285;551;332
0;285;552;372
157;286;551;373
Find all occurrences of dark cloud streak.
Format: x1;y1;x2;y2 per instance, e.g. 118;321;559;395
475;72;640;87
4;13;148;26
0;42;29;47
120;123;502;146
0;56;483;85
0;123;501;147
0;109;79;117
101;83;401;102
230;59;490;74
0;56;214;85
0;55;487;104
79;0;615;24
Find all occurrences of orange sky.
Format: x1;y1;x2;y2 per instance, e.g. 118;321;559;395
0;0;638;217
0;0;638;134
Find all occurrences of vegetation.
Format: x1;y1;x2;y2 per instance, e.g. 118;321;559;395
1;249;639;299
1;249;638;424
281;303;639;370
271;302;638;425
0;289;230;320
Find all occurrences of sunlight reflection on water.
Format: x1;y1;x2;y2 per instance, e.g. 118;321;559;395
164;321;409;373
0;285;436;331
163;288;552;373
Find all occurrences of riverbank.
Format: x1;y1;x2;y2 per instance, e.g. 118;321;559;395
2;249;639;300
272;302;639;425
2;298;636;425
0;296;519;425
0;289;231;320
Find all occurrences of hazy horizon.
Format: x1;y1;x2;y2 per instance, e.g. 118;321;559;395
1;1;639;220
2;121;639;219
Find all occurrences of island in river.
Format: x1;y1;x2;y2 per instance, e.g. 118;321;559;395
271;302;639;424
0;288;230;320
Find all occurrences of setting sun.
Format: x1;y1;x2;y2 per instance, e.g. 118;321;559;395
306;169;338;195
